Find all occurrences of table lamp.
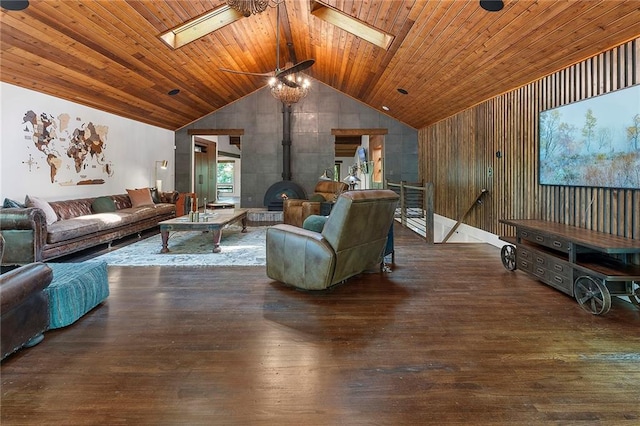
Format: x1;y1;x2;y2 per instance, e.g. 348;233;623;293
154;160;168;192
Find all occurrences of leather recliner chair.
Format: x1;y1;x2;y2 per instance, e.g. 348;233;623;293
267;189;399;290
283;180;348;227
1;233;52;361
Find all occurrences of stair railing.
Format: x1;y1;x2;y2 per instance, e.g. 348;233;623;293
440;189;488;243
385;180;434;244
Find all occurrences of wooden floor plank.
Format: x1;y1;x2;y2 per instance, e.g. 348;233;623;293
2;224;639;424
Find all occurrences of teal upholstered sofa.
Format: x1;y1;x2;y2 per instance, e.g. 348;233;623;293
266;189;399;290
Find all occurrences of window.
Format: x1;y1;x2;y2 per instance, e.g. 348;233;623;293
217;161;235;193
334;163;341;181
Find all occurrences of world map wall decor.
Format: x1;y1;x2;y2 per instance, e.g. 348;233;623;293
21;110;114;185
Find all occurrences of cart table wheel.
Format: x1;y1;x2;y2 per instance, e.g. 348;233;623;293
628;281;640;307
574;276;611;315
500;244;516;271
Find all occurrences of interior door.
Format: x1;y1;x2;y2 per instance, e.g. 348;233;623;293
193;140;217;208
370;134;384;189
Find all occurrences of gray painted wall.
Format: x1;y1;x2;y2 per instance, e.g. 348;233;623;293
175;81;418;208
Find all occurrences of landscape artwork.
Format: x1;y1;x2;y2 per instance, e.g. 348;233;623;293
21;110;114;185
539;84;640;189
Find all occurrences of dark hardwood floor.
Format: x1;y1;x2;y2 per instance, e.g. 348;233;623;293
2;225;639;425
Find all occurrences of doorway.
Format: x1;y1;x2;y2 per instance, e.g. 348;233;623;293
193;138;217;209
188;132;243;209
332;129;387;189
369;134;384;189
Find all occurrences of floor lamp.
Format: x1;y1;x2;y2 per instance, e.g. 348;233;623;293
154;160;168;192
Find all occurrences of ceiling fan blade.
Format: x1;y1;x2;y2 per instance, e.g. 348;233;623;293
275;59;315;78
218;67;274;77
279;77;300;88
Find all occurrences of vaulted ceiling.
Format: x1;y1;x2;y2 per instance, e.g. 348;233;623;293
1;0;639;131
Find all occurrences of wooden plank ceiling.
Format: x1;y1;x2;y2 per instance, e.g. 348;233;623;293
1;0;639;131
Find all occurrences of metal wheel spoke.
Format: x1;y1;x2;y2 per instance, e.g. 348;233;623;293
576;293;591;305
574;276;611;315
628;281;640;307
590;296;603;311
501;245;516;271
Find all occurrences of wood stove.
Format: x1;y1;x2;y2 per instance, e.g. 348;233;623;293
263;103;307;211
263;180;306;211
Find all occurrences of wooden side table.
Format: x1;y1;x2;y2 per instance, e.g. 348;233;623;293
175;192;196;217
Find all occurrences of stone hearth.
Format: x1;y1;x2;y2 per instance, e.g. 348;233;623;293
247;209;283;226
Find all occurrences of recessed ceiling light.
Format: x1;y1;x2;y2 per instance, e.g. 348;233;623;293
382;106;390;111
397;88;408;95
0;0;29;11
168;89;180;96
480;0;504;12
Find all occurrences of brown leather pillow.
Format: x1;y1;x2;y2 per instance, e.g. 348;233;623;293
126;188;154;208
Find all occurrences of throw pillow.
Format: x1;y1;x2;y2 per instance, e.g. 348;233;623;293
126;188;154;208
150;187;161;204
308;194;326;202
303;215;328;233
3;198;25;208
91;196;116;213
25;195;58;225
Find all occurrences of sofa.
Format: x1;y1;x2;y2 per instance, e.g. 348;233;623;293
0;189;178;266
266;189;399;290
1;233;52;360
283;180;348;227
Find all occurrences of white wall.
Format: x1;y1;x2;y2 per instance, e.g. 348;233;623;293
0;82;174;203
433;214;505;247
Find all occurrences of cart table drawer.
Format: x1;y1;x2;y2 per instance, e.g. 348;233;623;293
528;250;572;278
518;246;533;261
518;258;532;273
547;272;573;295
518;229;570;253
550;258;572;279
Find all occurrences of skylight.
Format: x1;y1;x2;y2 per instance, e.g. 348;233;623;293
160;5;244;49
310;0;394;50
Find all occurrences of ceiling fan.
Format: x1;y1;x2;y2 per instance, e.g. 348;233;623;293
219;1;314;88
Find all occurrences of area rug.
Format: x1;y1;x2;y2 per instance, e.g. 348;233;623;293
93;225;267;267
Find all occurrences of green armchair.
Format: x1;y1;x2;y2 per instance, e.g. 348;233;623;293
266;189;399;290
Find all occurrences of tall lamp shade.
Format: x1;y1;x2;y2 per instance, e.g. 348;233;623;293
319;168;333;181
154;160;168;192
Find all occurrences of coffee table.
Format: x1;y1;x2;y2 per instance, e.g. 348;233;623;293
159;208;248;253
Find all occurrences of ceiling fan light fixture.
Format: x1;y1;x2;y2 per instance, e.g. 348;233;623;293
226;0;270;17
269;75;311;105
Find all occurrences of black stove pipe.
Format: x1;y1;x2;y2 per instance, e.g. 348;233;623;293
281;103;292;181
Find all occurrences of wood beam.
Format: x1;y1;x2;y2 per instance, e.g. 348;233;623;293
188;129;245;136
331;128;388;136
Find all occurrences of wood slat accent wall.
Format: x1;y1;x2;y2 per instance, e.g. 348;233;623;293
419;39;639;256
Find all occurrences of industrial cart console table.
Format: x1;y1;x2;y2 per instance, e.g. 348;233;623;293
499;219;640;315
